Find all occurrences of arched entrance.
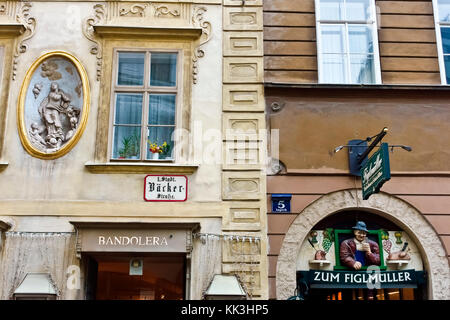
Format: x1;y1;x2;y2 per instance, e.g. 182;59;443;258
276;189;450;300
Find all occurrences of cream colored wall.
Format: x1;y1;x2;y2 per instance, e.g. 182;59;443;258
1;2;223;203
0;0;269;300
0;1;228;300
221;0;268;299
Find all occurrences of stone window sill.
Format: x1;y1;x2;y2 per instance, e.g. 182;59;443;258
85;161;198;175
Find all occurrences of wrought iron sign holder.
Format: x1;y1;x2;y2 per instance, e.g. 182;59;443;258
333;127;412;177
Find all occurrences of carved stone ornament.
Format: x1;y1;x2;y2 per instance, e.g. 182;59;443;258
82;4;106;81
154;5;181;18
12;2;36;81
192;6;212;84
17;51;90;159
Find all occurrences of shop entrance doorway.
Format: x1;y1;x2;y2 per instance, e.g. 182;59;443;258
308;288;422;300
84;253;186;300
295;210;428;301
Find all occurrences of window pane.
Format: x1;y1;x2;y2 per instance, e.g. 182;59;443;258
321;25;346;54
148;94;176;125
114;94;143;125
319;0;344;20
150;53;177;87
321;54;347;83
349;25;373;54
112;126;141;159
117;52;145;86
444;55;450;83
350;54;375;84
346;0;371;21
441;27;450;53
438;0;450;22
147;126;174;160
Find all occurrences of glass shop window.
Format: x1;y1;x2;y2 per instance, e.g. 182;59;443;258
111;51;178;161
91;254;185;300
315;0;381;84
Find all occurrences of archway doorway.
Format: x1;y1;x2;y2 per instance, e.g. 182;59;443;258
275;190;450;300
296;210;426;300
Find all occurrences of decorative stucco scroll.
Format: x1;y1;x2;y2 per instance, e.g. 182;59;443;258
154;5;181;18
82;4;106;81
84;2;209;83
110;2;187;19
192;7;212;84
119;4;147;17
12;2;36;81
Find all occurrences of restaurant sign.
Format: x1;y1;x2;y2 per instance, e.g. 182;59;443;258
361;142;391;200
79;228;188;253
144;175;188;202
298;269;425;289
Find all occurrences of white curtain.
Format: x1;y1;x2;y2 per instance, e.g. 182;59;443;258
1;233;76;299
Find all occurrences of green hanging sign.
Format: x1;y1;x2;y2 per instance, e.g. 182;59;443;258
361;142;391;200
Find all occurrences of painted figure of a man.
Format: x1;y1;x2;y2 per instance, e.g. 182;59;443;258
340;221;380;270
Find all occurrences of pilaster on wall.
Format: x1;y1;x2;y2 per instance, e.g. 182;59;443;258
221;0;267;299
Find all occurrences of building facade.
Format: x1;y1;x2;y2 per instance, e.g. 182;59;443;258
264;0;450;300
0;0;268;300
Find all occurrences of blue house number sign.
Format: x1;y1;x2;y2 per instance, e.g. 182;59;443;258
272;194;292;213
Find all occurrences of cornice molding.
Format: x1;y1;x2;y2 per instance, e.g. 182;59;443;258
93;25;202;39
0;161;8;172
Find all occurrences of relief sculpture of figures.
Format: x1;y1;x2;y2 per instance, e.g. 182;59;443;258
18;52;89;159
29;82;80;151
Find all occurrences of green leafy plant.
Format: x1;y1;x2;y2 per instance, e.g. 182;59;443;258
118;133;139;159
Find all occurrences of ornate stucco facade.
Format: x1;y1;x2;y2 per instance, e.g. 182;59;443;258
0;0;268;300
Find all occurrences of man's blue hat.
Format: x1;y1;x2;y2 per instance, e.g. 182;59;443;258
352;221;368;233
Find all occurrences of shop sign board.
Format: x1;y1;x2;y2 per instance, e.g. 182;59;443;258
298;269;424;289
361;143;391;200
144;175;188;202
79;229;188;253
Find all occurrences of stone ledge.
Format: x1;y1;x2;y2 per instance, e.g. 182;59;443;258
0;162;8;172
94;25;202;40
85;161;198;175
0;24;25;37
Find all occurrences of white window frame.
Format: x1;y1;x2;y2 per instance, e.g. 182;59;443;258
108;48;182;162
315;0;382;84
433;0;450;84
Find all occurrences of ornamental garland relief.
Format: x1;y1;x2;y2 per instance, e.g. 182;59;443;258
17;51;90;159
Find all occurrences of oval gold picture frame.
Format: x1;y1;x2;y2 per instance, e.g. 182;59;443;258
17;51;90;160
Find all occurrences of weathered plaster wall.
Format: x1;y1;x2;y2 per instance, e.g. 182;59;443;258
267;88;450;172
0;1;239;300
1;2;223;203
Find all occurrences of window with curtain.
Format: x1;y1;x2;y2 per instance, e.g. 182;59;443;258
111;51;178;161
316;0;381;84
434;0;450;84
